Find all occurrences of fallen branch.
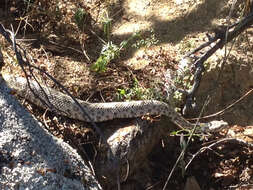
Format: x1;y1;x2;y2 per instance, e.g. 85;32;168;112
188;88;253;121
185;137;253;171
183;12;253;115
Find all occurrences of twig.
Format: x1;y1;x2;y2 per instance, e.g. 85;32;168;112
183;12;253;115
185;137;253;171
162;96;209;190
42;108;50;130
188;88;253;121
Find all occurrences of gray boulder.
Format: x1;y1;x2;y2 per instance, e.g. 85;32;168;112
0;78;101;190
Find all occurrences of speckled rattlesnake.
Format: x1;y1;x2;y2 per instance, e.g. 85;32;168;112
1;74;228;132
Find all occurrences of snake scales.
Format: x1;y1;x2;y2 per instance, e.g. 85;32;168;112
1;74;227;132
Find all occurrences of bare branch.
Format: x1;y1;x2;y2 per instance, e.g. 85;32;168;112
183;12;253;115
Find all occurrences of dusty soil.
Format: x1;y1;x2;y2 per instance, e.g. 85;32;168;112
1;0;253;189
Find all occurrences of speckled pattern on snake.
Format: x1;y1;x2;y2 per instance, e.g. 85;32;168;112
1;74;228;132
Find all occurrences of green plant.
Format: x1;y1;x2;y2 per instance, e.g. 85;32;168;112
101;11;113;41
91;17;159;73
116;78;154;100
74;8;89;30
90;9;140;73
132;29;159;49
91;33;139;73
91;42;119;72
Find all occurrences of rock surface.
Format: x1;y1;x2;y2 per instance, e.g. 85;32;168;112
0;78;101;190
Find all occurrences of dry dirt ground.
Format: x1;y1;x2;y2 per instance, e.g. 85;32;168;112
1;0;253;189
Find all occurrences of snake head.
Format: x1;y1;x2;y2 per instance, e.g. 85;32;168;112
199;120;228;133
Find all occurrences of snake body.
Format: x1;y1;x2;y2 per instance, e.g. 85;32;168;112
1;74;227;131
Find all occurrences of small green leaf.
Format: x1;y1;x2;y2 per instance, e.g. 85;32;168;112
74;8;86;30
118;89;126;95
